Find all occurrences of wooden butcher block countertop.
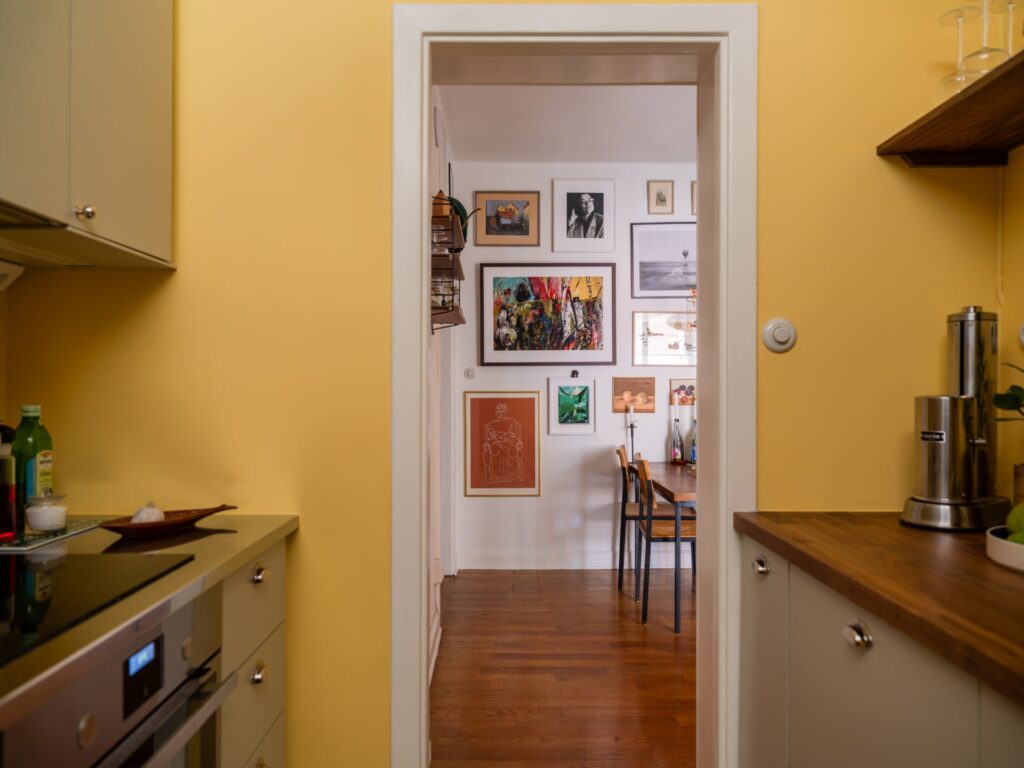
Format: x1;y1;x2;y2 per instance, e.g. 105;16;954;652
734;512;1024;707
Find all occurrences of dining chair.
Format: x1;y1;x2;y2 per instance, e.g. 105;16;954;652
635;457;697;632
615;445;681;600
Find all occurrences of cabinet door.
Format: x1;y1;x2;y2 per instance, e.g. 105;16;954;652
738;535;788;768
69;0;171;260
789;567;978;768
980;684;1024;768
0;0;70;222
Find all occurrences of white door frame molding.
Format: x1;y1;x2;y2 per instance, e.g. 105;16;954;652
392;6;757;767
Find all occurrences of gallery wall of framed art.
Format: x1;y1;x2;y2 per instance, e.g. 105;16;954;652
442;159;698;569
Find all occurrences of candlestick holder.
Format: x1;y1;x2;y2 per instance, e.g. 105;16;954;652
627;418;638;462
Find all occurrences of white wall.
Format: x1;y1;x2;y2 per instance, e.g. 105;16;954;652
449;160;697;570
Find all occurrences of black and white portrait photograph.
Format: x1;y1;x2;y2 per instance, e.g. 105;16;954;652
630;221;697;299
553;178;614;252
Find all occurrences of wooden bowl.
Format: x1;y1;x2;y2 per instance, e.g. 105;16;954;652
985;526;1024;573
100;504;237;539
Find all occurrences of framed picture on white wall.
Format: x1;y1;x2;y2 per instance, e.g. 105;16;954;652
630;221;697;299
647;180;674;214
553;178;614;252
547;377;597;435
464;391;541;497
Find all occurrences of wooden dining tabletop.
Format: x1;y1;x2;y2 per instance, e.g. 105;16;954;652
632;461;697;503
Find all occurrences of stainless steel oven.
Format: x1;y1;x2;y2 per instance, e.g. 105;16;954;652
0;584;229;768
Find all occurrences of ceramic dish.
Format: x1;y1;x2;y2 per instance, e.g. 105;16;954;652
985;525;1024;573
100;504;237;539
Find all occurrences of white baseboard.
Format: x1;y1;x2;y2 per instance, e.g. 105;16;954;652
456;548;695;571
428;614;442;684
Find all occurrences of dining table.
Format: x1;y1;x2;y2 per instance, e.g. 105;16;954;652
628;460;697;632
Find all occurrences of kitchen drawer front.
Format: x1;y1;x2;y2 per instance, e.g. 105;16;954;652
244;711;285;768
738;536;788;768
980;684;1024;768
789;567;978;768
221;622;286;768
223;540;285;673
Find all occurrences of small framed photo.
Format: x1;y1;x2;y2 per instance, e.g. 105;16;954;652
633;311;697;367
464;391;540;497
612;377;656;413
647;180;674;215
690;180;698;217
548;378;596;435
474;191;540;246
669;378;696;405
553;178;614;253
630;221;697;299
480;262;616;366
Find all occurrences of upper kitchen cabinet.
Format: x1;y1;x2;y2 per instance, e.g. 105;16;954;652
0;0;172;268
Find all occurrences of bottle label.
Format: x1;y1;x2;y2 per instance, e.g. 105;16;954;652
26;451;53;498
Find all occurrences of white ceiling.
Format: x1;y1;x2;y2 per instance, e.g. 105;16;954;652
437;85;697;164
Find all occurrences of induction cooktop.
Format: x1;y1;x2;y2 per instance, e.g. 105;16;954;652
0;552;193;669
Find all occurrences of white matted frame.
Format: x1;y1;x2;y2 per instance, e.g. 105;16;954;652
553;178;615;252
548;377;597;435
393;6;758;768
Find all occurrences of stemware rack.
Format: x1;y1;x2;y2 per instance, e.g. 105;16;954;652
877;52;1024;166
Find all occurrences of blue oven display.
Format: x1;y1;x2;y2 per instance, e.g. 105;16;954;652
123;635;164;719
128;641;156;677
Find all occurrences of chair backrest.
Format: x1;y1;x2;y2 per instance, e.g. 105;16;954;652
635;456;657;516
615;444;632;500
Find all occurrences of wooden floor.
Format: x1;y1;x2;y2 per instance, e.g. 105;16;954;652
430;569;696;768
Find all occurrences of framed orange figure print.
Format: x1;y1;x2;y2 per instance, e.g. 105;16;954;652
465;391;541;497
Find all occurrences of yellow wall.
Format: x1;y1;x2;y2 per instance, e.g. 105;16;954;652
0;0;1019;764
998;147;1024;495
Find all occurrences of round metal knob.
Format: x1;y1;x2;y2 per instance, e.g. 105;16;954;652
251;565;267;584
750;556;770;575
842;620;874;649
77;712;97;749
251;662;267;685
73;205;96;220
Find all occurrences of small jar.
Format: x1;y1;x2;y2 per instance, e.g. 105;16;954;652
25;493;67;533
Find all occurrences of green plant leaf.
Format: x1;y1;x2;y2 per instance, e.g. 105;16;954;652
994;391;1024;410
1003;362;1024;375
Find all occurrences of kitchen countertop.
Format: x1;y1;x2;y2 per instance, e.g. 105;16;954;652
734;512;1024;708
0;513;298;723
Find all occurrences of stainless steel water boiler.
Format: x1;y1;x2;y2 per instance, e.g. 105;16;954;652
901;306;1011;530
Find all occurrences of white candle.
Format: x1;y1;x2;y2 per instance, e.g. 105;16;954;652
626;403;634;425
672;392;679;420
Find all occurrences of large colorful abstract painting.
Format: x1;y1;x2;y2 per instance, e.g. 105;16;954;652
464;391;540;496
480;263;616;366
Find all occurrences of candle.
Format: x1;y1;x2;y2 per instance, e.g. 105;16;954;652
626;403;634;425
672;392;679;420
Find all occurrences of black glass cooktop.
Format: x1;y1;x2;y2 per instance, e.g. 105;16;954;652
0;552;193;668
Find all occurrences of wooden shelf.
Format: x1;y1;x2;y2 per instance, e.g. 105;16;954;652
877;52;1024;167
431;306;466;329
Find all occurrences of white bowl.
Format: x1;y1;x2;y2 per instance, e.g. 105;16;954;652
986;526;1024;573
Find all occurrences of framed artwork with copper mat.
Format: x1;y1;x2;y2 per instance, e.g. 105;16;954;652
465;391;540;497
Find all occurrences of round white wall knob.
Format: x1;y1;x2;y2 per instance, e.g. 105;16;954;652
762;318;797;353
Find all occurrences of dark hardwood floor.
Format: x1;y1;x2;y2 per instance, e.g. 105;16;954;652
430;569;696;768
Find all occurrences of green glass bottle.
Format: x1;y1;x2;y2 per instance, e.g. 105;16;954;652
12;405;53;536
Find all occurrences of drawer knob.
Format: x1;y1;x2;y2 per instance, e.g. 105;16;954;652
251;662;267;685
750;556;770;575
842;620;874;649
251;565;267;584
73;204;96;220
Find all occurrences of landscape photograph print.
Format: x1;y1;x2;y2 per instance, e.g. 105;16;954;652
630;221;697;298
480;263;616;366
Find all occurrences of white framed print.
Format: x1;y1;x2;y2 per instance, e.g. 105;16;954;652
553;178;614;252
548;377;597;435
630;221;697;299
480;262;616;366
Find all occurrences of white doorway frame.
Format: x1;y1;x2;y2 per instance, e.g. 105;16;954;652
392;5;757;767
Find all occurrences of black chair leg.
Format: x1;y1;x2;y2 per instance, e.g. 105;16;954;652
641;536;652;624
617;514;627;590
690;539;697;592
674;533;681;633
633;524;639;600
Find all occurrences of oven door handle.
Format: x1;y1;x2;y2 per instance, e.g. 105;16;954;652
139;670;237;768
94;668;237;768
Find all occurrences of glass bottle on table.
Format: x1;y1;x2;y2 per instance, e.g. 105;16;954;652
689;417;698;465
672;417;685;464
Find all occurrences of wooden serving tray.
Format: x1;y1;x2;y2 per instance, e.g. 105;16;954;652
100;504;237;539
